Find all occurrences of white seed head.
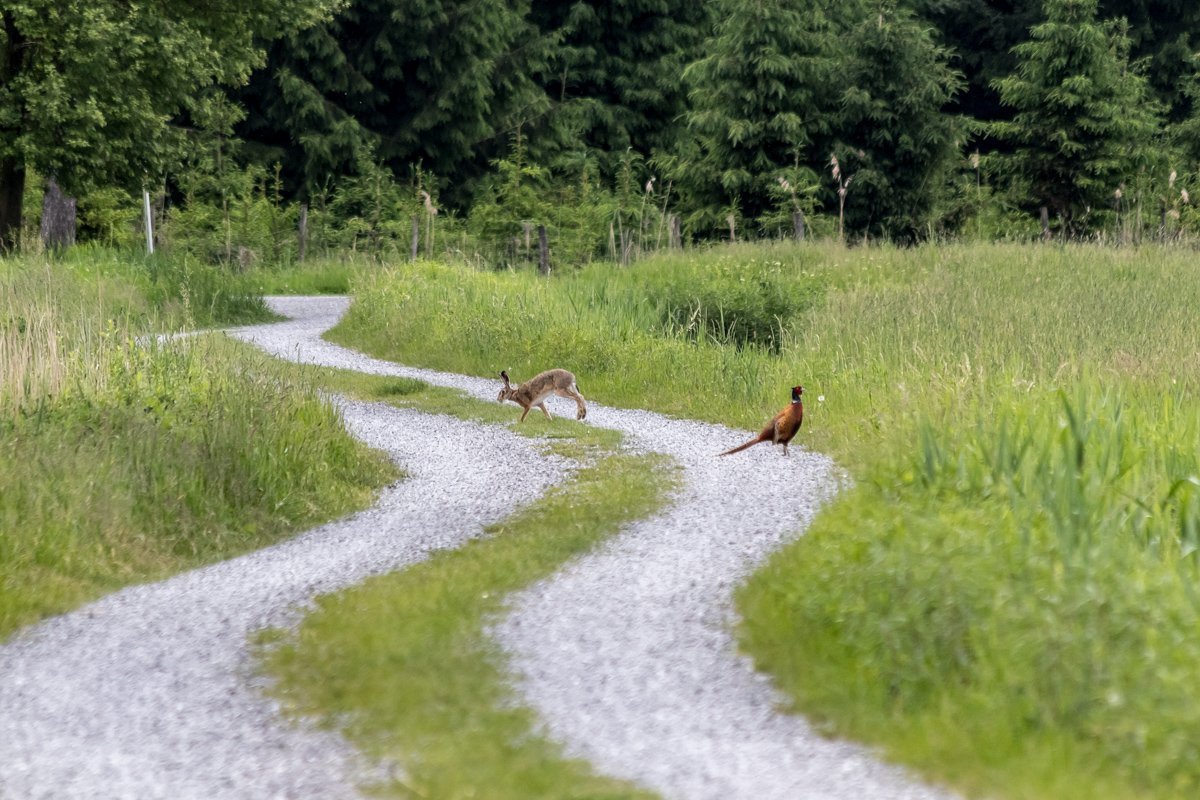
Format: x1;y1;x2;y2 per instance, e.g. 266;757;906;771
817;395;825;402
1115;188;1122;199
1170;170;1177;188
1169;209;1181;219
1183;189;1191;203
971;152;980;169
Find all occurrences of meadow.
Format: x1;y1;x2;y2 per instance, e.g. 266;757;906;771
328;241;1200;800
0;253;395;638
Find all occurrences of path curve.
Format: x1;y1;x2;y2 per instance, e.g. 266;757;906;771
0;296;954;800
0;298;565;799
243;298;953;799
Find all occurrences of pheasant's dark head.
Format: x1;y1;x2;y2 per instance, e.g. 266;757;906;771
791;386;803;403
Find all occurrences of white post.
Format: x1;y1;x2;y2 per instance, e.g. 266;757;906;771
143;187;154;254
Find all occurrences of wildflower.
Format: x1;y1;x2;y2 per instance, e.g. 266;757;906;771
817;395;825;402
1170;170;1177;188
830;155;840;181
1169;209;1180;219
971;152;980;170
1184;189;1191;204
1115;187;1123;200
645;176;656;194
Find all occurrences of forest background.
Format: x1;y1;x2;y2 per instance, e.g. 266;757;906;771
3;0;1200;265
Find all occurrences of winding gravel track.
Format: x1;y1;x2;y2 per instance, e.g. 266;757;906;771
0;301;565;799
0;296;953;800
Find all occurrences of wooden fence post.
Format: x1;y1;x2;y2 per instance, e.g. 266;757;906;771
670;215;681;249
411;216;419;262
538;224;550;274
793;211;805;242
298;203;308;264
40;176;76;250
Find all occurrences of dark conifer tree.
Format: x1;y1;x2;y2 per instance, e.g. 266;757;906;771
832;1;965;238
676;0;839;235
992;0;1159;232
528;0;713;164
238;0;549;204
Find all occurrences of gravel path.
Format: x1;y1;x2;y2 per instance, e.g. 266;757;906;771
0;295;954;800
0;301;564;799
242;297;954;800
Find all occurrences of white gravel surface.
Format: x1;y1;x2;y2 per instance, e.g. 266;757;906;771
0;295;954;800
0;299;564;800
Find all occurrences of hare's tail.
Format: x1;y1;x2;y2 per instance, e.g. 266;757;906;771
717;436;764;457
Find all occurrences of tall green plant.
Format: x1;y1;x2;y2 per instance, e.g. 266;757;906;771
833;1;965;239
678;0;838;235
991;0;1160;234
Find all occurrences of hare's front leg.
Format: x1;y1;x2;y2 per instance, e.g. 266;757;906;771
537;401;552;420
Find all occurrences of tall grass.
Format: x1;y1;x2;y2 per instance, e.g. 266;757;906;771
330;241;1200;799
0;258;395;638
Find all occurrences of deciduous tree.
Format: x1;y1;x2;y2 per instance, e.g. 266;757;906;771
0;0;329;250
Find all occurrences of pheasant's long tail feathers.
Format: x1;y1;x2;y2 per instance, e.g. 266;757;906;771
718;437;764;457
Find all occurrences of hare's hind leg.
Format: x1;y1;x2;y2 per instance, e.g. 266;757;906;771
557;386;587;420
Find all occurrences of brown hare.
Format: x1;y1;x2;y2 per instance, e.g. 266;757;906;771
497;369;587;422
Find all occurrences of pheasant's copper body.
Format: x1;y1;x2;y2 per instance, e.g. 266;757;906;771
718;386;804;457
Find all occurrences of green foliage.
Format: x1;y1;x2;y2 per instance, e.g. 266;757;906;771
259;371;675;800
0;0;331;195
677;0;837;234
991;0;1161;231
331;241;1200;798
0;261;396;638
240;0;550;204
834;3;966;239
530;0;713;164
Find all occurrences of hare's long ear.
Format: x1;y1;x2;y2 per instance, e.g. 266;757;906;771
500;370;511;388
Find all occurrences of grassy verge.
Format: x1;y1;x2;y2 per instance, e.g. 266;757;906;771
256;369;677;800
247;259;360;295
325;242;1200;799
0;258;396;639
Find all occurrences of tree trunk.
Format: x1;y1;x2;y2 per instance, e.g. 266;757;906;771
298;203;308;264
670;216;681;249
1;12;24;252
0;156;24;252
727;214;736;243
410;216;419;262
793;211;805;242
1040;206;1050;241
537;224;550;274
40;176;76;250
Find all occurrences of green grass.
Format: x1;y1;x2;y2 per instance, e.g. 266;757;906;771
256;370;678;800
246;259;361;295
0;256;396;639
325;241;1200;800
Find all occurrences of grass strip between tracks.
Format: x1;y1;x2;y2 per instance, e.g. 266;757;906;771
255;368;678;800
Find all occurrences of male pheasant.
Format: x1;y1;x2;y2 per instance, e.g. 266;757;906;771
718;386;804;457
